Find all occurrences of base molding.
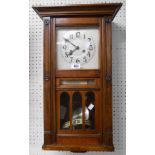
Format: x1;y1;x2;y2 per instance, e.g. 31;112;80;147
42;144;114;152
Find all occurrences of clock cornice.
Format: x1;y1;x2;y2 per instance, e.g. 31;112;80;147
32;3;122;21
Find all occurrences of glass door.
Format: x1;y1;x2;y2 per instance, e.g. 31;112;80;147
58;90;98;131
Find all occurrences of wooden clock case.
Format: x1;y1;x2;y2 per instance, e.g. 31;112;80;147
33;3;122;152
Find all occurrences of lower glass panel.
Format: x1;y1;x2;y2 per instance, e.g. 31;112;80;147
60;92;70;129
72;92;83;130
85;92;95;129
59;91;96;130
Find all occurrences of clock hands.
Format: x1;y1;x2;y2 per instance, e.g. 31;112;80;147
64;38;80;56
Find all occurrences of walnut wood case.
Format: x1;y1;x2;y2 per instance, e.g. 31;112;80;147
33;3;122;152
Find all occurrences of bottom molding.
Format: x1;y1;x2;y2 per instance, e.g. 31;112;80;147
42;144;114;152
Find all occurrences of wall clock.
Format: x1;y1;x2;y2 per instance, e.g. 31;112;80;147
33;3;122;152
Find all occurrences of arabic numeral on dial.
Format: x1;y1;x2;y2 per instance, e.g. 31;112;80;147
69;34;73;39
76;58;80;63
76;32;80;38
83;56;87;62
89;45;93;50
70;57;73;63
87;51;91;57
63;45;67;50
84;34;86;39
88;38;91;42
65;52;69;57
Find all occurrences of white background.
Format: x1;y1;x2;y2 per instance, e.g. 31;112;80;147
0;0;155;155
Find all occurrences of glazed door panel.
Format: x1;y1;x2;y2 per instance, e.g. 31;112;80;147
56;90;100;134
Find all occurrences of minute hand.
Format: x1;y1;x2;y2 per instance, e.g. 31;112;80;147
64;38;79;48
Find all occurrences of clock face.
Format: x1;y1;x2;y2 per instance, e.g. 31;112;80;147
61;31;95;65
56;27;99;70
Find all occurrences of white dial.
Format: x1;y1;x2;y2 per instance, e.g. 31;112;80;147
56;28;99;70
61;31;95;65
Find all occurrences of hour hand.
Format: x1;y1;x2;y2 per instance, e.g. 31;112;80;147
69;46;79;56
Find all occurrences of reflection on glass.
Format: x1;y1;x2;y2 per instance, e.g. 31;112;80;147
72;92;83;130
85;92;95;129
60;92;70;129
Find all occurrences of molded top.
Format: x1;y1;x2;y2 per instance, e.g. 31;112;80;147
32;3;122;21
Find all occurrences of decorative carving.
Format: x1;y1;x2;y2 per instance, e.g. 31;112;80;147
105;73;112;81
44;19;50;25
44;75;49;81
105;17;112;23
